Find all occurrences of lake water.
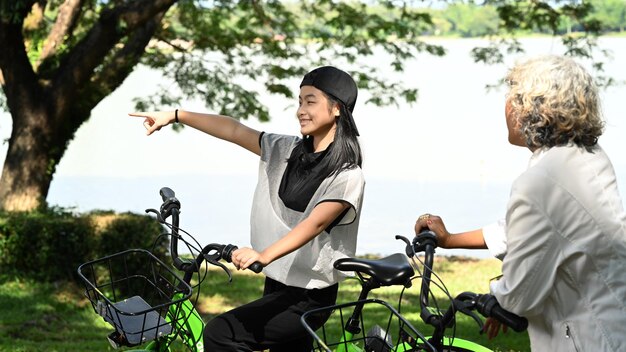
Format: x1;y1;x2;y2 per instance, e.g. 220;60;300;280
2;37;625;258
48;175;513;258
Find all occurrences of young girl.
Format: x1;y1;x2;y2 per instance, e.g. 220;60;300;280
131;66;365;351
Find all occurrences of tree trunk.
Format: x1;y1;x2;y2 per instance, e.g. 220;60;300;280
0;5;58;211
0;0;174;211
0;104;63;211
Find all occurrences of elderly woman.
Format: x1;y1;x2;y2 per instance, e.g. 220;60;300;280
416;55;626;351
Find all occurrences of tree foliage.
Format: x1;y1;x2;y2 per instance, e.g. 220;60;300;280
587;0;626;32
0;0;621;211
0;0;445;211
466;0;620;88
439;2;500;37
133;0;446;119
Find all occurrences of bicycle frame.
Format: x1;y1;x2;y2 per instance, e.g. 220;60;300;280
303;298;433;352
397;230;527;351
304;231;527;352
303;253;436;352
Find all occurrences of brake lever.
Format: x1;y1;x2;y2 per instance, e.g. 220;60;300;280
455;299;484;332
395;235;415;258
204;254;233;283
145;208;165;223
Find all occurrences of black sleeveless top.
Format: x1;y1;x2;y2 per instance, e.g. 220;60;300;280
278;137;348;232
279;137;330;212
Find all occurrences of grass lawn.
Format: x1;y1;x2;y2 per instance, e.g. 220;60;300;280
0;256;529;351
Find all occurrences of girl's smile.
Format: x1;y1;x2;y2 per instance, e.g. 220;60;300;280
297;85;340;151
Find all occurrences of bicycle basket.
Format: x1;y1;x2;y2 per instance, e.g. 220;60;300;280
78;249;193;346
302;299;435;352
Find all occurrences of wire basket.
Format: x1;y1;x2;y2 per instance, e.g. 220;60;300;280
302;299;435;352
78;249;193;346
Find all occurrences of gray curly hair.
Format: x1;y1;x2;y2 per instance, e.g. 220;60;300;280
506;55;604;149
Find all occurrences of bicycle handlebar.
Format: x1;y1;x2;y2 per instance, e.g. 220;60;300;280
159;186;176;200
475;293;528;332
158;187;185;270
396;231;439;325
221;243;263;274
149;187;263;277
398;230;528;335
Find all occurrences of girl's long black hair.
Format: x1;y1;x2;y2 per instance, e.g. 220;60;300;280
288;93;362;177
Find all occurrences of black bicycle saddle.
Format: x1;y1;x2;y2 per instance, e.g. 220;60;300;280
334;253;414;287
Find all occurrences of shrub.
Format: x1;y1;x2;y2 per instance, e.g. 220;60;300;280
90;210;168;261
0;209;168;282
0;208;95;281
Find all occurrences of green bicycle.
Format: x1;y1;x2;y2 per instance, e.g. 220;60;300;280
78;187;262;351
301;230;528;352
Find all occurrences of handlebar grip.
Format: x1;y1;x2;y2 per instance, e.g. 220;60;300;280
248;262;263;273
160;187;176;201
476;294;528;332
222;244;263;274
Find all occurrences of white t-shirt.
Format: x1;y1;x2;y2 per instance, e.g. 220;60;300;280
250;133;365;289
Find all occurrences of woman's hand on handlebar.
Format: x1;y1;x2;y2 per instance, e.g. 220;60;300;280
415;214;488;250
232;247;268;271
415;213;452;248
483;317;508;340
129;111;176;136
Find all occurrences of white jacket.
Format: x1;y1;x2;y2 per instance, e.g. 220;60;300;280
490;145;626;351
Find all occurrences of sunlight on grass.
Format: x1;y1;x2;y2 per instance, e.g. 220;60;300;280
0;256;529;351
196;293;237;314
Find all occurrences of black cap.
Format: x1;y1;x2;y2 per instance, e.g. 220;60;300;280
300;66;359;136
300;66;358;112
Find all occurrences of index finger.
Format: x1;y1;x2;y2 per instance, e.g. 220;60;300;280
128;112;154;119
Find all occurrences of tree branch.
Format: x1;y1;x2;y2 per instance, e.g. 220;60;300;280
153;34;192;52
0;4;42;115
36;0;83;69
80;11;166;113
52;0;176;108
250;0;271;27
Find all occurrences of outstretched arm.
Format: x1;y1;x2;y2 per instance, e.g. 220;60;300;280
129;110;262;155
232;201;351;270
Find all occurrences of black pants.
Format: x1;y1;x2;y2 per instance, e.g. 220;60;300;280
203;277;338;352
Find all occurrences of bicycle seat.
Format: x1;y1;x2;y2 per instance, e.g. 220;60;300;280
334;253;414;287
